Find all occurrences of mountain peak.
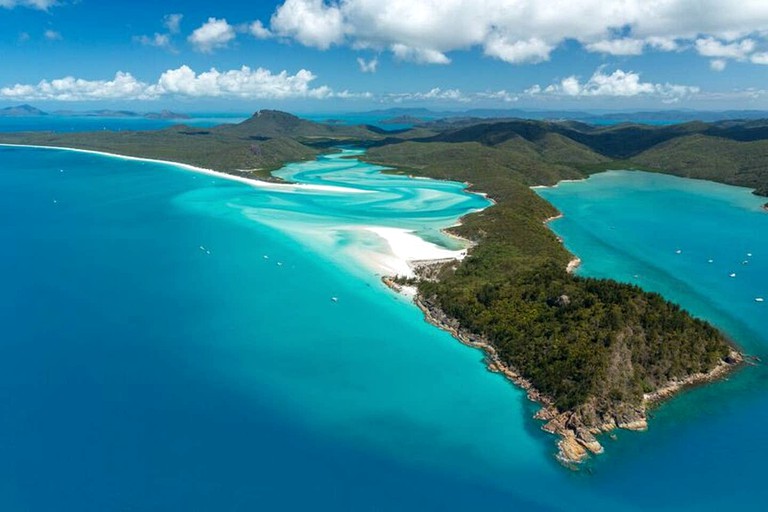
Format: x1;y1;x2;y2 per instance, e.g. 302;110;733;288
0;104;48;117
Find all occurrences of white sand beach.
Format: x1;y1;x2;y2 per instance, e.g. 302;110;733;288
0;144;368;195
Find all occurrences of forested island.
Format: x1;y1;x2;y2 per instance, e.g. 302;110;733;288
3;110;763;463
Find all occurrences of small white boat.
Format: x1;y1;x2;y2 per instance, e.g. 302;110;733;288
707;259;714;263
331;297;338;303
756;298;764;303
263;255;269;259
277;262;283;266
748;253;753;257
729;273;737;278
675;249;682;254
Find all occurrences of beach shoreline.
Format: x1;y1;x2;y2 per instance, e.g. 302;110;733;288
0;143;368;195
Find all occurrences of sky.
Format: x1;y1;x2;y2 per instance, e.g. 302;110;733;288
2;0;768;112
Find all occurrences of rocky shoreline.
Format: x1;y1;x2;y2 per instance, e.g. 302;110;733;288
385;269;744;466
566;257;582;274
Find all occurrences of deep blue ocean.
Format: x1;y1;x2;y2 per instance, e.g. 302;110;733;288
2;118;768;511
0;113;248;133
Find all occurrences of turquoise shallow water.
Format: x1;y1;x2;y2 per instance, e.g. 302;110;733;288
3;144;768;510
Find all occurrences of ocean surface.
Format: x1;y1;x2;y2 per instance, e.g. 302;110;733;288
2;116;768;511
0;112;420;134
0;113;248;133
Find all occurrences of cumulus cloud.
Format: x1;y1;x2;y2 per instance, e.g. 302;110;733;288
391;44;450;64
0;66;334;101
646;36;680;52
252;0;768;66
135;14;184;51
164;13;183;34
386;87;468;103
483;36;553;64
695;37;755;60
188;17;236;53
249;20;272;39
529;68;699;101
333;89;373;100
270;0;344;49
0;0;56;10
0;72;154;101
381;88;518;104
476;90;518;103
356;57;378;73
43;29;61;41
153;65;331;99
585;38;646;56
136;33;172;49
710;59;727;71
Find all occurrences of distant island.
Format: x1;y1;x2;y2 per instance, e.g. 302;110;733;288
0;104;48;117
2;109;758;464
0;104;189;120
358;106;768;124
380;115;427;125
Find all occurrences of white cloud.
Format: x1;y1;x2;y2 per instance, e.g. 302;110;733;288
585;38;645;56
249;20;272;39
380;88;523;104
386;87;469;103
0;72;155;101
0;66;335;101
43;29;61;41
476;90;518;102
135;15;183;51
0;0;56;10
188;17;236;53
645;36;679;52
270;0;344;50
391;44;450;64
333;89;373;99
695;37;755;60
356;57;378;73
751;52;768;65
483;36;553;64
259;0;768;66
524;84;542;95
530;68;699;100
710;59;727;71
153;65;331;99
164;13;183;34
135;33;171;49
